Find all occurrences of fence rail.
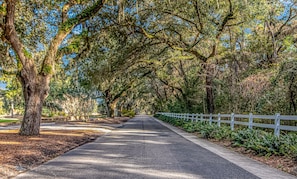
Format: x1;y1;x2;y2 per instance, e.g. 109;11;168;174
156;112;297;136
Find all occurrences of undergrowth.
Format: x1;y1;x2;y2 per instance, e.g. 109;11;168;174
154;114;297;159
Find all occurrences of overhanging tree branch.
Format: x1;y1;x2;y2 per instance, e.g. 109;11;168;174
3;0;33;71
41;0;106;75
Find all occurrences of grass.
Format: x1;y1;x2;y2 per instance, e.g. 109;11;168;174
0;119;19;123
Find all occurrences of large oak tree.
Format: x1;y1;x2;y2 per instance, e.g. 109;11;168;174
0;0;106;135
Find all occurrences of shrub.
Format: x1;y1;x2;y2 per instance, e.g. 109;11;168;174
231;129;297;157
231;129;256;147
199;124;217;139
211;125;232;140
182;122;196;133
121;110;136;117
155;115;297;158
279;133;297;158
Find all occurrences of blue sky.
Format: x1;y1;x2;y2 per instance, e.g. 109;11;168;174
0;83;6;90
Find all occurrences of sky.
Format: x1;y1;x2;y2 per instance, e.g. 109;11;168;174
0;83;6;90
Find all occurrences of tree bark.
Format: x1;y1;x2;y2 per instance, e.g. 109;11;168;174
2;0;107;135
105;101;114;118
10;101;14;118
18;73;50;135
205;70;215;114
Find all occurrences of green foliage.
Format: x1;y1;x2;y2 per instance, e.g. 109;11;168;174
0;119;19;123
121;109;136;117
0;100;5;115
42;65;53;75
182;122;196;133
156;115;297;159
202;124;232;140
231;129;297;157
0;78;24;115
42;108;55;117
0;4;6;14
23;48;32;59
2;0;297;133
60;18;78;32
134;0;297;115
283;36;294;48
279;133;297;158
60;0;104;32
199;123;218;139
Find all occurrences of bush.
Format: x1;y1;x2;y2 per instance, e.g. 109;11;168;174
231;129;297;157
279;133;297;158
121;110;136;117
199;124;218;139
211;125;232;140
155;115;297;158
182;122;196;133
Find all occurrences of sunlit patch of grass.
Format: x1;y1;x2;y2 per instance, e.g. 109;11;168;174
0;119;19;123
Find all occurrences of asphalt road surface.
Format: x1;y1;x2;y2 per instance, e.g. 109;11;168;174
15;115;296;179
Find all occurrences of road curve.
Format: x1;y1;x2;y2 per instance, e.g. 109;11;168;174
15;115;296;179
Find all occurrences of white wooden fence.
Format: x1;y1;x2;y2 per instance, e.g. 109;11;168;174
156;112;297;136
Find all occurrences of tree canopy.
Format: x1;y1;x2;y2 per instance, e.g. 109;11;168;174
1;0;297;135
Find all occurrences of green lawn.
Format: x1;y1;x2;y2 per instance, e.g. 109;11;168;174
0;119;20;123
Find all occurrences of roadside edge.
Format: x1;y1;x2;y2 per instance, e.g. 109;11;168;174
152;117;296;179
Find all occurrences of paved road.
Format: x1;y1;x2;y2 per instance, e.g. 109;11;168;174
15;115;296;179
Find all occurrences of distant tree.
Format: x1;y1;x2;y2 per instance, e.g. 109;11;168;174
134;0;259;113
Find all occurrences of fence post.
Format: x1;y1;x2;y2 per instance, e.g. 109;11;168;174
200;113;203;121
274;113;280;137
248;113;253;129
209;113;213;125
218;113;221;127
195;114;198;122
231;113;235;131
191;114;194;122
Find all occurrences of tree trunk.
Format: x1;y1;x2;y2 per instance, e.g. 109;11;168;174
114;107;119;117
3;0;106;136
206;74;215;114
105;101;114;118
10;101;14;118
19;73;50;136
180;92;191;113
106;104;111;118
